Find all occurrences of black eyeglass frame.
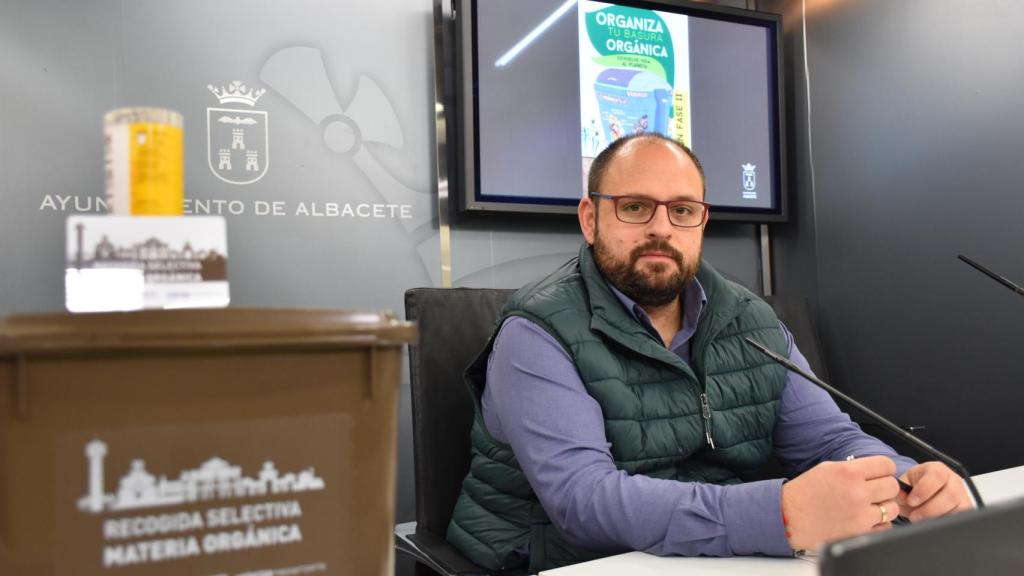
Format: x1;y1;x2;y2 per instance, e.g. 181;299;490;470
588;193;711;228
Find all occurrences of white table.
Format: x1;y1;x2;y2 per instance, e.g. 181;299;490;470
973;463;1024;506
540;552;818;576
539;465;1024;575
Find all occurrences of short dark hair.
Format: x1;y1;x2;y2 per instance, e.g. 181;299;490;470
586;132;706;197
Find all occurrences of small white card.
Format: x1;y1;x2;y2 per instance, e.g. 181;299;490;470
65;216;230;312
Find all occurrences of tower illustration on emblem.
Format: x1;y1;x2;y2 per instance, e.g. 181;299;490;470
83;440;109;513
207;80;270;185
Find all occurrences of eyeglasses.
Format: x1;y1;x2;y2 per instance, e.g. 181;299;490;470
589;193;710;228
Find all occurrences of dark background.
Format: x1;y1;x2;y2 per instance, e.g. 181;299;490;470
762;0;1024;476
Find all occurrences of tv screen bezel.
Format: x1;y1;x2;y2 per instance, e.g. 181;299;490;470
454;0;787;223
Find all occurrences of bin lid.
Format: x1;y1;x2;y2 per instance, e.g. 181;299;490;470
0;309;416;355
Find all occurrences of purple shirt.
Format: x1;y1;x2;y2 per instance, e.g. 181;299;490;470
481;279;915;558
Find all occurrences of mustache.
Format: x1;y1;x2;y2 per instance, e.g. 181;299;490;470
629;240;685;267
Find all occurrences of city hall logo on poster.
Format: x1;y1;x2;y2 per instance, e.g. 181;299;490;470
207;80;269;185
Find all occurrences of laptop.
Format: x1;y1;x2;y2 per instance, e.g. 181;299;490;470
819;497;1024;575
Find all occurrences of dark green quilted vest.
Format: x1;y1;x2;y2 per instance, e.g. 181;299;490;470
447;245;789;574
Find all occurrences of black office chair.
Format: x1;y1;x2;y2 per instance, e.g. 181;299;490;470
763;294;830;382
396;287;517;576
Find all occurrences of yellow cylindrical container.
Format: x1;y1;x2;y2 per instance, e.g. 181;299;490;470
103;107;184;215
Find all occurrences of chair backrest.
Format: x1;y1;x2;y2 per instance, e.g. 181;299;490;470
763;294;830;382
405;287;516;536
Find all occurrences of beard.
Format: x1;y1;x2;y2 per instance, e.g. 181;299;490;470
593;234;699;307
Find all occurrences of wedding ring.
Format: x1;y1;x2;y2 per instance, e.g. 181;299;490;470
879;503;889;524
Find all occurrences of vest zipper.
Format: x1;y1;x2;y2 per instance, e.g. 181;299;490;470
700;393;716;449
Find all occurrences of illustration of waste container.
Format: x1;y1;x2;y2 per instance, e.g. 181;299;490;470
0;308;415;576
593;68;672;147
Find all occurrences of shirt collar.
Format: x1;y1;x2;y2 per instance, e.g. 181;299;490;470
606;277;708;352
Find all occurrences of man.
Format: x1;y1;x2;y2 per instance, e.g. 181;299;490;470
447;133;971;574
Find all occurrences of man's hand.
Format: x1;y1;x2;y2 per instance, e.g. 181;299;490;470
781;456;900;551
897;461;973;522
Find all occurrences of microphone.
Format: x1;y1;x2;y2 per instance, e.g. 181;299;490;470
957;254;1024;296
743;336;985;508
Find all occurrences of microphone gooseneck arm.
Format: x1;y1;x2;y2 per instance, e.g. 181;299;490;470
958;254;1024;296
743;337;985;508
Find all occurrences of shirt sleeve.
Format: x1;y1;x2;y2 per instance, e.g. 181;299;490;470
773;323;917;478
481;316;793;558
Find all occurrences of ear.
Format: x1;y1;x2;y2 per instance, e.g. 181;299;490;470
579;196;596;245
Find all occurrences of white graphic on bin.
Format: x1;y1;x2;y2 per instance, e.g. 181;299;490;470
207;81;270;185
741;163;757;199
77;439;325;514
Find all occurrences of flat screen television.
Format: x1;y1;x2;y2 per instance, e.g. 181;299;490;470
453;0;786;222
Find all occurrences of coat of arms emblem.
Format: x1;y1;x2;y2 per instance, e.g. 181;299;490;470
741;163;757;199
207;81;269;185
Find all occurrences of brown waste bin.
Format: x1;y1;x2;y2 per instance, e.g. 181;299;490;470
0;308;415;576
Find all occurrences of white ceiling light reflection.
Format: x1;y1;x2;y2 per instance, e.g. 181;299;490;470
495;0;578;68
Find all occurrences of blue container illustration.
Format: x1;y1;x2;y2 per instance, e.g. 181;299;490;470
593;68;672;146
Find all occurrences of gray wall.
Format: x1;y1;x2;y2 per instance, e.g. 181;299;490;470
768;0;1024;475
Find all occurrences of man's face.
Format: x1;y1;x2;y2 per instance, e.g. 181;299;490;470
579;140;706;306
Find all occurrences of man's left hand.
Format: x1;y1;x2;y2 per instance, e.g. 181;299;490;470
897;461;973;522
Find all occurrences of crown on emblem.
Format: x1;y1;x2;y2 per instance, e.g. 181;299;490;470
207;81;266;106
741;163;756;171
